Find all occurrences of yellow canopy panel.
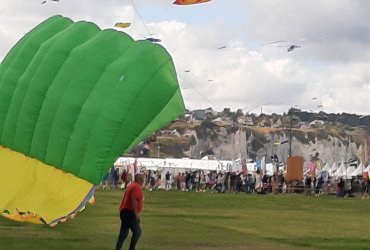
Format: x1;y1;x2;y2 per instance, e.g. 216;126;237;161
0;146;94;225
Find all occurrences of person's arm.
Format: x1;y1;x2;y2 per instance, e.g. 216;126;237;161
131;195;140;220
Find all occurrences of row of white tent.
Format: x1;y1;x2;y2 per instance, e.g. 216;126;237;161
114;157;276;175
114;157;369;179
314;162;370;179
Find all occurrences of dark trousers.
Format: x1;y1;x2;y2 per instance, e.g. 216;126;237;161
115;209;142;250
245;184;252;194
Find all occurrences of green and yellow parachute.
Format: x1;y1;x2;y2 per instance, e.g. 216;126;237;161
0;15;185;226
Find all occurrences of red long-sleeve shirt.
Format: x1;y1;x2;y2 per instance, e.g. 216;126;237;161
119;182;143;213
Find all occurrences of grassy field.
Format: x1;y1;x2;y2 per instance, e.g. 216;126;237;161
1;189;370;250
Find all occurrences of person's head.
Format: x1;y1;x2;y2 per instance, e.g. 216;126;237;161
135;174;145;186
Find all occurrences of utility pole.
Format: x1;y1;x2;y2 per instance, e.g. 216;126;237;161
289;109;293;157
245;130;249;163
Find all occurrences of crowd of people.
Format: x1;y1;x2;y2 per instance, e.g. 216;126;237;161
101;166;370;199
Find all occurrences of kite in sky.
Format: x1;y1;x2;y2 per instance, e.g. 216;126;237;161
41;0;60;4
145;37;161;43
173;0;212;5
114;22;131;29
265;41;301;52
0;15;185;226
287;45;300;52
264;38;321;52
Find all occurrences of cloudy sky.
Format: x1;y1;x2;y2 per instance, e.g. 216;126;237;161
1;0;370;115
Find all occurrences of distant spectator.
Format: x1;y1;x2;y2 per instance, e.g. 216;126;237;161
149;171;156;191
336;178;345;197
315;176;324;197
102;172;110;190
185;171;191;191
121;169;128;189
180;173;186;191
176;173;181;190
222;172;231;193
110;167;119;189
230;172;238;193
305;175;312;196
165;171;171;191
245;174;253;194
363;177;370;199
254;169;263;193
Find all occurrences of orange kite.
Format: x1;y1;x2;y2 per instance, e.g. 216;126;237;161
173;0;211;5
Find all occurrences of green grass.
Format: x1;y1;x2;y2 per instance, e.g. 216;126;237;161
1;190;370;250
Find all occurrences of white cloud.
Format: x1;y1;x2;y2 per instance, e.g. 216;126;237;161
1;0;370;115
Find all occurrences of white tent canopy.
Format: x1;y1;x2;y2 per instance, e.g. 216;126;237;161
364;165;370;174
328;162;338;176
114;157;231;172
335;163;346;178
114;157;369;179
351;163;364;176
321;162;331;172
346;166;356;179
114;157;269;174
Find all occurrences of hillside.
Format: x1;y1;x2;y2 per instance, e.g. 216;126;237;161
125;109;370;165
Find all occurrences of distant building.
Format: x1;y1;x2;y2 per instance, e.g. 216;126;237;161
212;117;233;127
245;116;254;126
257;117;271;127
271;118;283;128
205;108;218;117
223;108;231;114
183;114;192;122
237;115;254;126
298;122;310;129
159;129;180;137
191;110;206;121
309;120;325;127
183;130;195;137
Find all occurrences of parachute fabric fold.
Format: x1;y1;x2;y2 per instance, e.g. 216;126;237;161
0;15;185;225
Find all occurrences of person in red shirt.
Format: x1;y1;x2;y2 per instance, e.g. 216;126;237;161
115;173;144;250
